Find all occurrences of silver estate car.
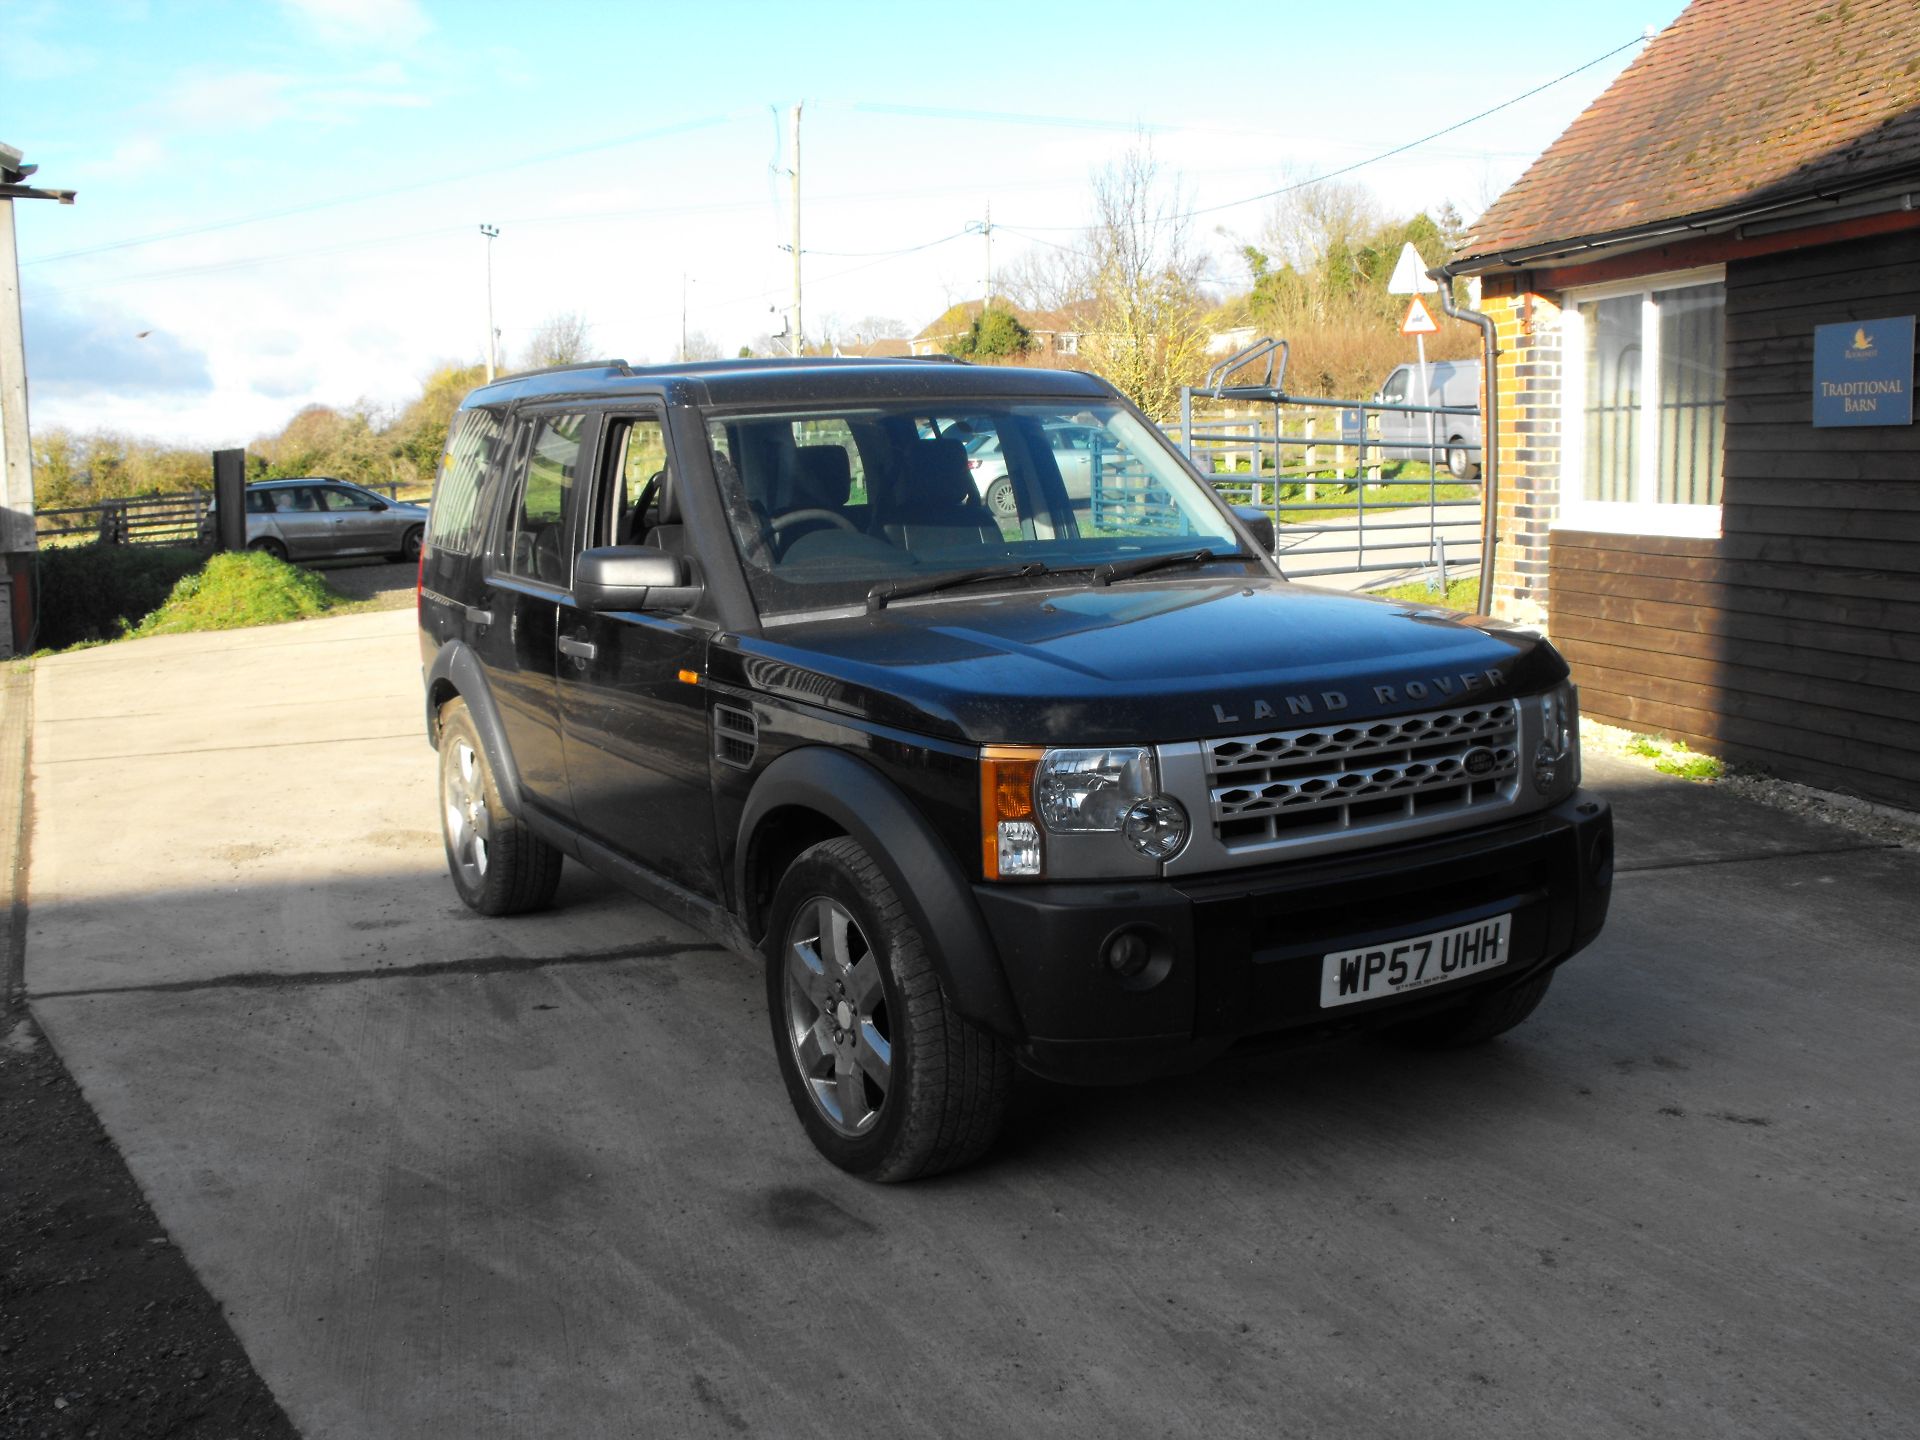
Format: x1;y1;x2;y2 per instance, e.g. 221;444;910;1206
221;478;429;562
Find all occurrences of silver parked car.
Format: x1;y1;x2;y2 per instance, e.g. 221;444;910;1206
213;479;429;562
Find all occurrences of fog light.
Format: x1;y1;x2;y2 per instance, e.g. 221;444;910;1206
997;820;1041;878
1105;928;1152;978
1122;795;1189;860
1533;746;1559;795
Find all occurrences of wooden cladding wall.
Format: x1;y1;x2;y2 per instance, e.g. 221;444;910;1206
1548;232;1920;811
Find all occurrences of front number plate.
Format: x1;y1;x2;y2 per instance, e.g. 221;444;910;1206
1320;914;1512;1009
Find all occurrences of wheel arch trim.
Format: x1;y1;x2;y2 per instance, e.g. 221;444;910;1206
737;747;1023;1038
423;640;526;818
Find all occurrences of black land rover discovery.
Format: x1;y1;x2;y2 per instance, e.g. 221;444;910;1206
418;357;1612;1181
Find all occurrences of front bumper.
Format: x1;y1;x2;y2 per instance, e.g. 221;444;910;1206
970;789;1613;1083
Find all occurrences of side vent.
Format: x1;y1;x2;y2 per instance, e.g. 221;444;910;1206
712;704;759;770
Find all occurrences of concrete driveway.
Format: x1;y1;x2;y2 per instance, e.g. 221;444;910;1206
24;608;1920;1438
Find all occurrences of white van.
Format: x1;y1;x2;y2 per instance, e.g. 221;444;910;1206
1344;360;1483;479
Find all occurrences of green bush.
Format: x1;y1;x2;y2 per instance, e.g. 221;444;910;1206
133;551;342;637
32;544;206;651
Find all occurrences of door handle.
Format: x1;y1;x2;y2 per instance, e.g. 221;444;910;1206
465;606;493;627
557;635;597;662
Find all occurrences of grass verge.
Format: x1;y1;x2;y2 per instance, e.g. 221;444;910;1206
1371;575;1482;612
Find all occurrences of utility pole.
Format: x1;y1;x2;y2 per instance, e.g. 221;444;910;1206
0;142;75;657
984;201;993;307
788;103;803;357
967;204;995;310
479;223;499;381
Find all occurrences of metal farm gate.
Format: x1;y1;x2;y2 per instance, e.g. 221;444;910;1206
1171;338;1484;591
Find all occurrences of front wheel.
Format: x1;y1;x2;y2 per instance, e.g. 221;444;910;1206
248;536;287;560
766;837;1013;1181
1446;438;1480;482
437;698;563;915
395;525;424;562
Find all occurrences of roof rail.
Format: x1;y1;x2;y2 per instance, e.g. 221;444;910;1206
524;358;632;376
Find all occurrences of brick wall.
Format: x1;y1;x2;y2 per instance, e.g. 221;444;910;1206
1481;286;1563;628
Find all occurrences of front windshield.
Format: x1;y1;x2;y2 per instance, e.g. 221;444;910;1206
705;399;1244;615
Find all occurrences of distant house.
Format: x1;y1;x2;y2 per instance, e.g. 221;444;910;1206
908;300;1093;357
1448;0;1920;809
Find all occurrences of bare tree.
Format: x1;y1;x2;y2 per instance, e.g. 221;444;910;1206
676;330;722;362
846;314;910;344
1083;140;1211;421
521;310;594;370
998;243;1092;315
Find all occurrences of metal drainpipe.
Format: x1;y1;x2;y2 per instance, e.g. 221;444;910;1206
1428;262;1500;614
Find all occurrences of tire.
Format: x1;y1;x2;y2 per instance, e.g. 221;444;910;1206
395;525;424;563
765;836;1014;1182
248;536;287;560
984;476;1017;522
1446;438;1480;482
1386;970;1554;1050
436;698;563;916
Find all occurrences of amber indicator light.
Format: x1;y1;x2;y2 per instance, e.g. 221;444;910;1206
978;745;1043;879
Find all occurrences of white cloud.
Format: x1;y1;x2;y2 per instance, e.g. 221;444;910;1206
160;63;427;130
276;0;431;48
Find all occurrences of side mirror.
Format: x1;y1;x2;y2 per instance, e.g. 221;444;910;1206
369;500;388;512
1232;505;1275;555
575;544;698;612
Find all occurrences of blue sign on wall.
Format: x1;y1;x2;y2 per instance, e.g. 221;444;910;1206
1812;315;1915;427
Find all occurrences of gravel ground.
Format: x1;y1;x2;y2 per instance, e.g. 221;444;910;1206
1581;716;1920;851
310;557;417;611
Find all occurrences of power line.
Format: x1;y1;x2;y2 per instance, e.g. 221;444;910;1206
1008;34;1646;232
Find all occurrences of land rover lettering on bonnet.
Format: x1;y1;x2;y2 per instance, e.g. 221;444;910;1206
417;356;1612;1182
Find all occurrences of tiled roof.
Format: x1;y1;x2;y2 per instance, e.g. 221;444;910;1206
1457;0;1920;266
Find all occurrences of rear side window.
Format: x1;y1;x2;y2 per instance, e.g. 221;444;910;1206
427;408;506;555
245;489;279;513
501;413;586;585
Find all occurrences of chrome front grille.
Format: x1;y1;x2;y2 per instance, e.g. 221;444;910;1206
1202;700;1520;849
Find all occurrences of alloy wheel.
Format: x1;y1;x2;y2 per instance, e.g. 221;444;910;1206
781;896;892;1136
443;740;491;887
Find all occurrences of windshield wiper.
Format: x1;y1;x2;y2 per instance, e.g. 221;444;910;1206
867;561;1051;612
1088;548;1250;587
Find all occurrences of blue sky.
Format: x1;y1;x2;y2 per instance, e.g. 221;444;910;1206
2;0;1687;445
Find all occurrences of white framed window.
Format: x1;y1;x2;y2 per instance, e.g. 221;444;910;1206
1557;265;1726;537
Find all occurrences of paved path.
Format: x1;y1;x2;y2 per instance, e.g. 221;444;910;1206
22;609;1920;1438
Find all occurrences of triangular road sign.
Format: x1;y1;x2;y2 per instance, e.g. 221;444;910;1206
1388;241;1437;295
1401;295;1440;336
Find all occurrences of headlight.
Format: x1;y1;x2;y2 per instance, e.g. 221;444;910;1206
980;746;1189;879
1534;682;1578;794
1035;747;1157;832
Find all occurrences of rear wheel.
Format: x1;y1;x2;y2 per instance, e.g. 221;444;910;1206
437;698;562;916
766;837;1013;1181
394;525;424;562
1387;970;1553;1049
247;536;286;560
984;476;1017;522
